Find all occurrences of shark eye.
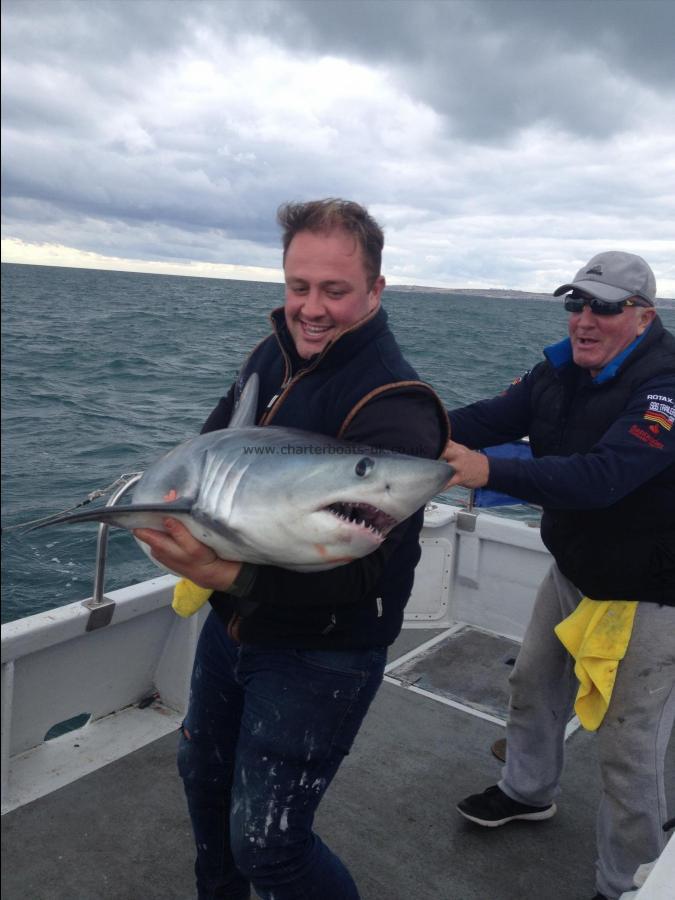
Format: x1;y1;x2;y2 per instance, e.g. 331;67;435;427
355;457;374;477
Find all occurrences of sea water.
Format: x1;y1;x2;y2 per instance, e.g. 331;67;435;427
3;263;671;623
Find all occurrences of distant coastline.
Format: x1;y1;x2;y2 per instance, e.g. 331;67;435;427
386;283;675;308
386;284;553;302
2;261;673;307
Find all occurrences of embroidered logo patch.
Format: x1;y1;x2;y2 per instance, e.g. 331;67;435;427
629;424;664;449
644;411;673;432
501;371;528;396
644;396;674;432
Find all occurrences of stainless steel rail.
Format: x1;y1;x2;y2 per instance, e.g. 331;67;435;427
83;473;143;631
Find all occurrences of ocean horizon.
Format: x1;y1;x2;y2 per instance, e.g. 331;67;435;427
9;259;674;305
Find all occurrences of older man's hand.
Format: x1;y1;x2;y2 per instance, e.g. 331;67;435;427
133;518;242;591
442;440;490;489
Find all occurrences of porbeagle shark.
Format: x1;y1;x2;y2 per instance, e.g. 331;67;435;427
34;375;452;572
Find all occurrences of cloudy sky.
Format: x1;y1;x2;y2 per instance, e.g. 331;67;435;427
2;0;674;294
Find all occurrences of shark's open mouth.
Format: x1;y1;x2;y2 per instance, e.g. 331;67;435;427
325;502;398;539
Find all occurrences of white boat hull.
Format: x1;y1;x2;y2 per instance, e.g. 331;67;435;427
1;504;551;814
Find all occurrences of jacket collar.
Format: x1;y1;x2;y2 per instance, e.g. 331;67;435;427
543;319;661;385
269;304;389;372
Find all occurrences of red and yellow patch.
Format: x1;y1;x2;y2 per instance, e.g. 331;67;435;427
644;411;672;432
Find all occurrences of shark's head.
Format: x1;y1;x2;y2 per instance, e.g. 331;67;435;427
196;429;451;570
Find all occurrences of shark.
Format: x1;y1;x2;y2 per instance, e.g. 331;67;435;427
32;375;452;572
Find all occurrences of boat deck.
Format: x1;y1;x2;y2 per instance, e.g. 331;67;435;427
3;626;673;900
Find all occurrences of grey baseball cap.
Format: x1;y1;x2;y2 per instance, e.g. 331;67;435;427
553;251;656;306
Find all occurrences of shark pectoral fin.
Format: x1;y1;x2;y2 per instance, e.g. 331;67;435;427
190;508;245;547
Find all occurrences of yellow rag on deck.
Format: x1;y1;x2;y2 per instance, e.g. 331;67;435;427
172;579;213;618
554;597;638;731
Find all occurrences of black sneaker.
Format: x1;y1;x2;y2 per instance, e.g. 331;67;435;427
457;785;556;827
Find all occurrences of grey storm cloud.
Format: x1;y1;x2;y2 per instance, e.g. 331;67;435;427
2;0;674;290
276;0;675;140
7;0;673;139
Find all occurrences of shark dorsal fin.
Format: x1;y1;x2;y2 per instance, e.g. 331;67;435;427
229;374;260;429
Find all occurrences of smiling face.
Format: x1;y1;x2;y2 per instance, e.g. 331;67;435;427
283;228;385;359
568;301;656;376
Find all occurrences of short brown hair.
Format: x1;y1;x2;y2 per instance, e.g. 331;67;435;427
277;199;384;288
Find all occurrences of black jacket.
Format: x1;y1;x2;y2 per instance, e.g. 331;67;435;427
450;318;675;604
205;306;448;646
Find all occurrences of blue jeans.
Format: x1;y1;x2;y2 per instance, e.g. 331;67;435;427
177;611;387;900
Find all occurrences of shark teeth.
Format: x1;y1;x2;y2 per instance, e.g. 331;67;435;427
325;501;397;538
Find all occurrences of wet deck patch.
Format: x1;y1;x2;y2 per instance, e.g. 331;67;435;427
386;626;520;720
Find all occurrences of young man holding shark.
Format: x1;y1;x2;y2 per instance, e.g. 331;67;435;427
134;199;448;900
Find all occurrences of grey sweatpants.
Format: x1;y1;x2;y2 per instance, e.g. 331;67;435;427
499;564;675;900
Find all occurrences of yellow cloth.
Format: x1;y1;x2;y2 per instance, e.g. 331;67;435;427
172;579;213;618
554;597;638;731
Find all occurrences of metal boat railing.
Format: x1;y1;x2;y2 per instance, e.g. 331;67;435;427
83;472;143;631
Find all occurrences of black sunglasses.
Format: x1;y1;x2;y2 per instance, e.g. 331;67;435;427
563;292;642;317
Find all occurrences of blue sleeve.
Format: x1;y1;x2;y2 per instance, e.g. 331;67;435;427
487;375;675;509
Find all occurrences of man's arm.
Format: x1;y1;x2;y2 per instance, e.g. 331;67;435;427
447;375;675;509
448;369;534;448
442;369;533;490
200;383;236;434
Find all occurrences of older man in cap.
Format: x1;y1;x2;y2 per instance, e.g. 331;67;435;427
443;251;675;900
